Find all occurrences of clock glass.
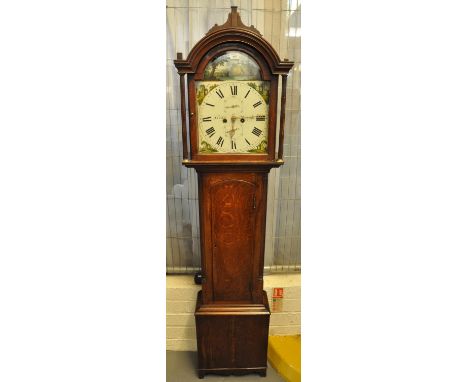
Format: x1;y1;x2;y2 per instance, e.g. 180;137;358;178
196;51;270;154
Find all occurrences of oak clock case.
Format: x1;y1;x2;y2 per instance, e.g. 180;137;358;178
173;7;293;378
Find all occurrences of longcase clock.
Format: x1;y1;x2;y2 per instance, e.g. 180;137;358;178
173;7;293;378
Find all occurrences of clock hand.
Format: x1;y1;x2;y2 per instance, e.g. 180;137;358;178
227;116;239;140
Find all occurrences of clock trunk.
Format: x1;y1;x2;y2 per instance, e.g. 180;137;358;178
198;169;268;305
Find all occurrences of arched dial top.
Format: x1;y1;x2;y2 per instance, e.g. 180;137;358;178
202;50;262;81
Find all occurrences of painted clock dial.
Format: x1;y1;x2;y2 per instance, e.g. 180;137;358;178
197;81;269;153
195;50;270;154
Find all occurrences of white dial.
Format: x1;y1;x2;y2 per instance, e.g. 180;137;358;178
197;81;269;153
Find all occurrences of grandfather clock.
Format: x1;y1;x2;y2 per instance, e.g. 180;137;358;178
173;7;293;378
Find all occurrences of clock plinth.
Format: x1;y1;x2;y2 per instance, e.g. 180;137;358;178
195;291;270;378
173;6;293;378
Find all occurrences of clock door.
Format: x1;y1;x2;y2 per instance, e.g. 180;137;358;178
210;178;256;302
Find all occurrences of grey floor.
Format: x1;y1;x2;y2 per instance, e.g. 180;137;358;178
166;351;285;382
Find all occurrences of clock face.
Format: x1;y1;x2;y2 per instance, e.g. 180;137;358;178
196;81;269;154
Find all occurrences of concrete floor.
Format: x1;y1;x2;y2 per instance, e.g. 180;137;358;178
166;351;285;382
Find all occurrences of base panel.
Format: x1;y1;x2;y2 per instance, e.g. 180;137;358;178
198;367;267;378
195;291;270;378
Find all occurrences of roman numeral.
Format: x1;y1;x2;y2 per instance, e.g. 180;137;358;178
206;127;215;137
230;85;237;95
256;115;266;121
244;89;251;98
253;101;262;108
252;127;262;137
231;141;236;149
216;137;224;147
215;89;224;98
245;138;251;146
205;103;214;107
202;116;211;122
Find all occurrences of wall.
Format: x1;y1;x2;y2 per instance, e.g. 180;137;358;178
166;274;301;351
166;0;301;273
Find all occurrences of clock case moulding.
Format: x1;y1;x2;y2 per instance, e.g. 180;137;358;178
173;6;294;379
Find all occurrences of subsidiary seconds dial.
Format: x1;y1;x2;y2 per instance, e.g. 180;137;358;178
197;81;268;154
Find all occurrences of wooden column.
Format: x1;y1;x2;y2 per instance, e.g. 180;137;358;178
278;73;288;161
177;52;189;160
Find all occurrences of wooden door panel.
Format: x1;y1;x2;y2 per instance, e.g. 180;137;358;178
211;179;256;301
199;316;235;369
233;315;269;367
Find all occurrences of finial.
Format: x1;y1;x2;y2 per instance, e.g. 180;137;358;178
205;5;261;36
